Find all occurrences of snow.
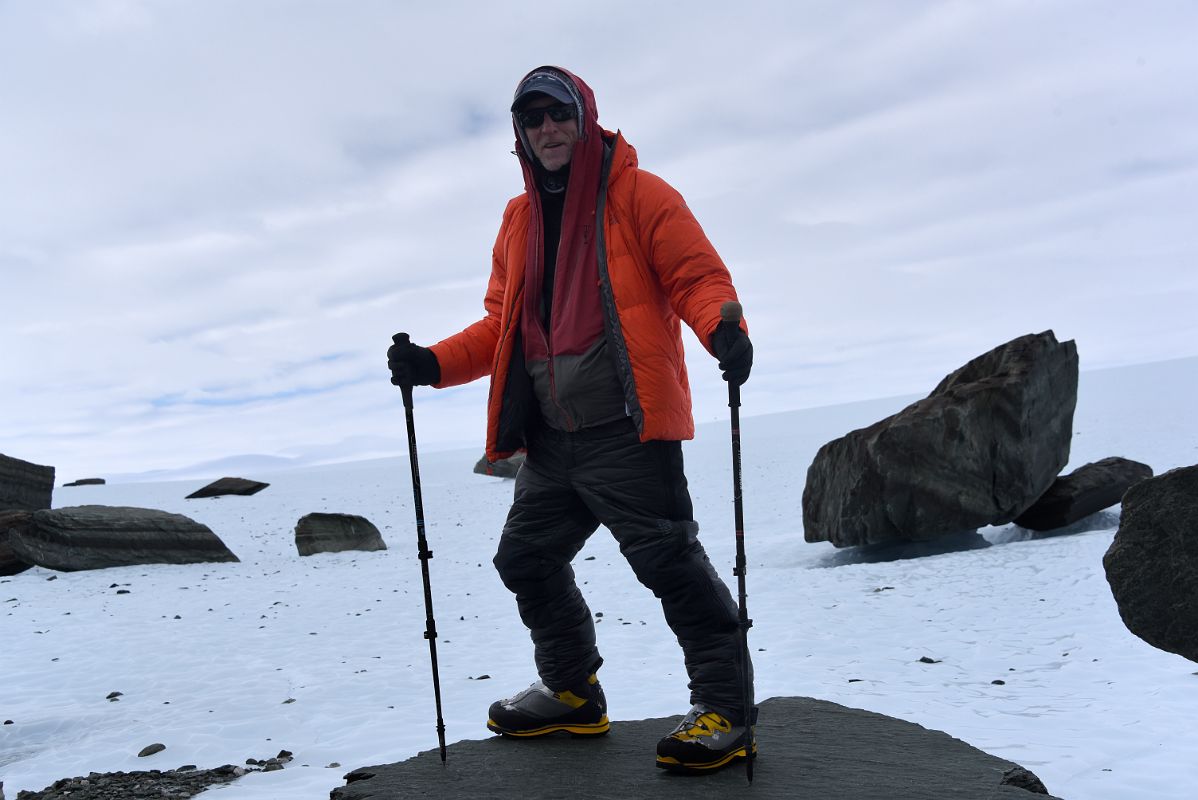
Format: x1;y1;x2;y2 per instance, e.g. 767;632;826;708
3;356;1197;798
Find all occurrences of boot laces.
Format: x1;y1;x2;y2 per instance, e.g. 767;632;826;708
672;706;733;741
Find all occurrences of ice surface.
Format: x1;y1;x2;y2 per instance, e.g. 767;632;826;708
2;357;1196;798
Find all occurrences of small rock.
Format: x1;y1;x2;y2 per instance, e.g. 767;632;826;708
106;691;123;701
295;512;386;556
992;679;1006;685
1000;765;1049;793
918;656;941;664
138;743;166;757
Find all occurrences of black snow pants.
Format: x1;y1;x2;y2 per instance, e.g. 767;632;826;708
493;417;752;719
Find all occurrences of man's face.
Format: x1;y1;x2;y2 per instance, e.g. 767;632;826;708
521;95;579;172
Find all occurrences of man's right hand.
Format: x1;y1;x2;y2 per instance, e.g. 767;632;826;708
388;334;441;387
710;320;752;387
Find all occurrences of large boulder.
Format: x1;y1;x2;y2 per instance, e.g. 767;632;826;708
295;513;386;556
803;331;1078;547
1015;457;1153;531
4;505;239;572
185;477;270;499
0;453;55;512
1103;465;1198;662
473;452;526;479
0;510;34;576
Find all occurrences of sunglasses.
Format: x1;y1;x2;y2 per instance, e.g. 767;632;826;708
516;103;576;129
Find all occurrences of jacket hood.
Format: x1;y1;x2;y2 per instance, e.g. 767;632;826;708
512;65;600;173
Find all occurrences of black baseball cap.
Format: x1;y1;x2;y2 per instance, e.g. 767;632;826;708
511;70;575;112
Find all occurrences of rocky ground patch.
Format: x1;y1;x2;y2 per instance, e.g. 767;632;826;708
11;751;293;800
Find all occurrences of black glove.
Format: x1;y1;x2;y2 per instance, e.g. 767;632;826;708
710;320;753;386
387;334;441;387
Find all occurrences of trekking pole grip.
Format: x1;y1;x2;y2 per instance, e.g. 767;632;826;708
392;332;415;410
720;300;743;324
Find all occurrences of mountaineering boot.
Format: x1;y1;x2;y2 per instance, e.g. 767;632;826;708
486;673;609;737
655;703;758;774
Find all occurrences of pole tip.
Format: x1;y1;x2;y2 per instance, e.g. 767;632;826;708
720;300;743;323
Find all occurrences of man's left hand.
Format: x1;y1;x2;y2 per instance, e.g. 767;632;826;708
711;322;753;386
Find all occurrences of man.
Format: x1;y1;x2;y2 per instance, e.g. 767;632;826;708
387;66;755;774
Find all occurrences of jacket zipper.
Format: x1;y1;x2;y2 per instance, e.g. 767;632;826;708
594;142;644;434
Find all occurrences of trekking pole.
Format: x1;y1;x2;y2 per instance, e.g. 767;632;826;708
393;333;448;764
720;301;755;784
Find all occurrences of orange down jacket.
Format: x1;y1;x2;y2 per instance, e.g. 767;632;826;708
429;130;745;463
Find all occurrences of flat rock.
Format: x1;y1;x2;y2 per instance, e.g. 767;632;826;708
63;478;106;487
331;696;1058;800
4;505;239;572
185;477;269;500
1103;464;1198;662
1016;457;1153;531
473;452;526;479
0;453;55;512
295;513;386;556
803;331;1077;547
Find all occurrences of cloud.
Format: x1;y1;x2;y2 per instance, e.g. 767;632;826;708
2;1;1197;481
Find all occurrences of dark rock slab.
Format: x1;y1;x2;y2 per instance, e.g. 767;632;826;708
804;331;1078;547
331;696;1058;800
185;477;269;500
63;478;106;487
1016;456;1153;531
295;513;386;556
1104;464;1198;662
0;453;55;512
473;452;526;479
4;505;239;572
0;510;34;576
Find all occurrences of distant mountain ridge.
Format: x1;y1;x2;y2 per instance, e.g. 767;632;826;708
100;355;1198;486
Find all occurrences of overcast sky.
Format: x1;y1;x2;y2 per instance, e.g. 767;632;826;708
3;1;1196;483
